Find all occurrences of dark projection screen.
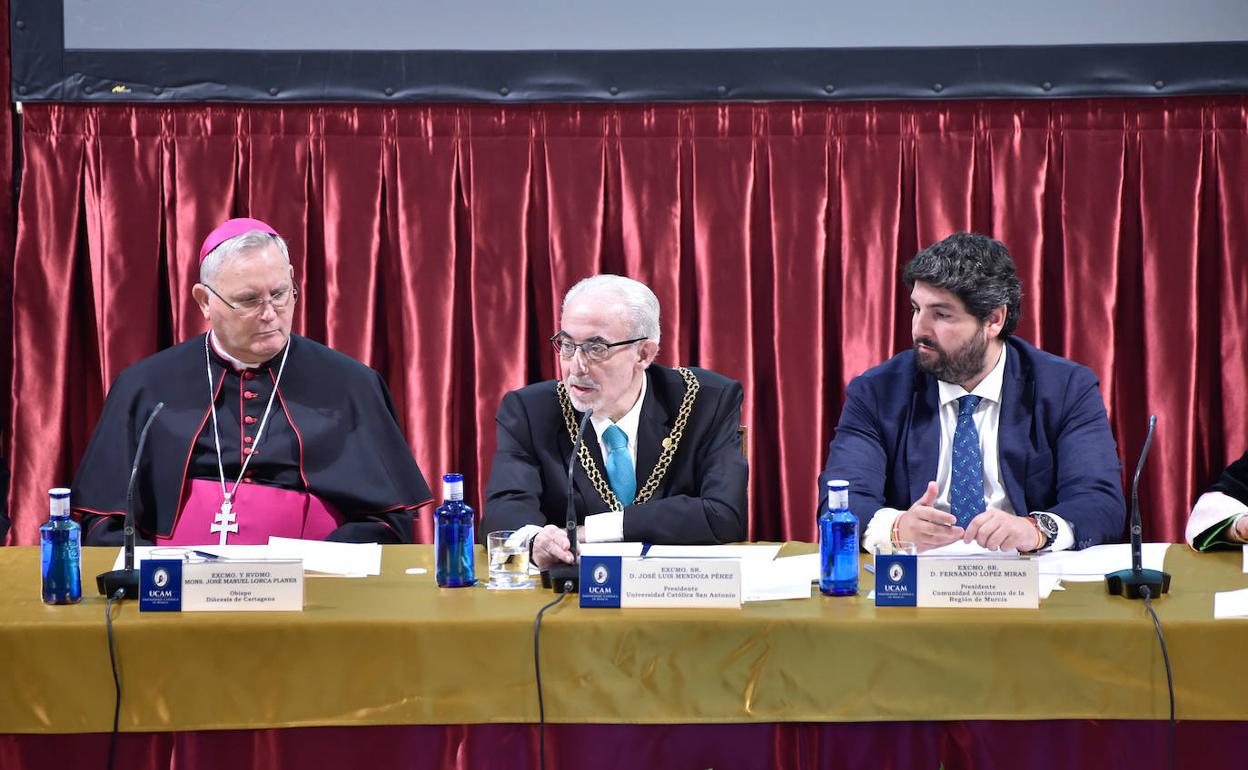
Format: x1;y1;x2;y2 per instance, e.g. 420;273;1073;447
12;0;1248;102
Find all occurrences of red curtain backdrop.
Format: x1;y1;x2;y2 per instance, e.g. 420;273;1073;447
0;0;13;477
7;98;1247;546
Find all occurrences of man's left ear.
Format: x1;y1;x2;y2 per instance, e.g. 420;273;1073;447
986;306;1007;339
638;340;659;368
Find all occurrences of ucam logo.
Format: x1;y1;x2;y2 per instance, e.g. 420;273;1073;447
593;564;609;585
888;562;905;583
154;569;170;588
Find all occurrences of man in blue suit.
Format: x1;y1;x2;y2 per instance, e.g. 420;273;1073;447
819;232;1125;553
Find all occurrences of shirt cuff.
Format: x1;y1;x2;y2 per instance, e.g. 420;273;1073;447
862;508;903;554
1029;511;1073;552
508;525;545;550
584;511;624;543
1187;492;1248;549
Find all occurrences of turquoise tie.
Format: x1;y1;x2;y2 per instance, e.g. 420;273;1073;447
602;424;636;507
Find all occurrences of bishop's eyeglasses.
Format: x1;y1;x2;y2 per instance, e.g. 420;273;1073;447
550;332;646;363
204;284;299;316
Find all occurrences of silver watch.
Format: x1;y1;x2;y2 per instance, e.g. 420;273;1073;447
1030;512;1058;550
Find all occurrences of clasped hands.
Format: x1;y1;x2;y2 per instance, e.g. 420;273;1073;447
899;481;1041;553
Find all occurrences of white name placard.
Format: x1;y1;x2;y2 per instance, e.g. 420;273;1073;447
875;554;1039;608
580;556;742;608
918;557;1038;608
182;560;304;612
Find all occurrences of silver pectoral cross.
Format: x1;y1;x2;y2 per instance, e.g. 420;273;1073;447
210;491;238;546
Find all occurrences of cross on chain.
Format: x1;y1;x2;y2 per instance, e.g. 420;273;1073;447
210;492;239;546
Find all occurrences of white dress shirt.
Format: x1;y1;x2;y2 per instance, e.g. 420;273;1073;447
863;345;1074;553
512;375;648;551
582;374;647;543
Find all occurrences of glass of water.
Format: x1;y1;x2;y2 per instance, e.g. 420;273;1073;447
487;531;534;590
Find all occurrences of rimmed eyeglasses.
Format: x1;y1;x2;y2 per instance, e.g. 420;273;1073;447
550;332;645;363
204;284;299;316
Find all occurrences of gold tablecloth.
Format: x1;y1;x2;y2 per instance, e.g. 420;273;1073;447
0;544;1245;734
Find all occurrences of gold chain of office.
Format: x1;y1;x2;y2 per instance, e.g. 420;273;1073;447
557;367;700;512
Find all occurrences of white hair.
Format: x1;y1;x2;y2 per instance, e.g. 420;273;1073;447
562;274;661;344
200;230;290;284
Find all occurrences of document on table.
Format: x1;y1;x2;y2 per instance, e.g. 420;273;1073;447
1036;543;1171;582
923;540;1019;557
580;542;645;557
1214;587;1248;619
266;537;382;576
113;545;276;570
643;544;782;561
112;539;382;577
742;553;817;602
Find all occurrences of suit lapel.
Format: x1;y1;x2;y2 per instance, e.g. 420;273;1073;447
998;343;1031;514
635;368;672;492
906;373;941;506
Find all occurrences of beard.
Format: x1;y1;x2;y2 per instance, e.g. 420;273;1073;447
914;326;989;386
564;375;600;413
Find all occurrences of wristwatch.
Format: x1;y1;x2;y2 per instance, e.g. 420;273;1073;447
1029;512;1058;551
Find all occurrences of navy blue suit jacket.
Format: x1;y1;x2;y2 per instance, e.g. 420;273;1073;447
818;338;1125;549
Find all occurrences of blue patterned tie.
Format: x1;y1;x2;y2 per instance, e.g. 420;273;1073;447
602;425;636;507
950;395;986;527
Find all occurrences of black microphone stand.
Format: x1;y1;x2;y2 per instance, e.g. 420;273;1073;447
97;402;164;599
1106;415;1171;599
545;407;593;594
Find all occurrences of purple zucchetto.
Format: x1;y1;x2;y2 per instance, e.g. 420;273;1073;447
198;217;278;263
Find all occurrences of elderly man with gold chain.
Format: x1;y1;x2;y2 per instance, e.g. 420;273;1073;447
482;274;749;570
72;218;432;546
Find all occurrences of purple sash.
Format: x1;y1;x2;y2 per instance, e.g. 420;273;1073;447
157;478;345;545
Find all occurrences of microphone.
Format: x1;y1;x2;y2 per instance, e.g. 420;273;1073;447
97;401;164;598
545;406;593;594
1106;415;1171;599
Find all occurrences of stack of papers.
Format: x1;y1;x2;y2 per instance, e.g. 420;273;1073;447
112;537;383;577
1036;543;1170;583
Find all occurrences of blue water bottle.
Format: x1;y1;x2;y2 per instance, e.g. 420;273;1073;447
819;479;859;597
41;487;82;605
435;473;476;587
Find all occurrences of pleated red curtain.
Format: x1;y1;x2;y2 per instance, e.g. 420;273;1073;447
0;0;14;541
8;98;1247;545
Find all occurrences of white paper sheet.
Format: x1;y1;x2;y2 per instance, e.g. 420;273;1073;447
1039;574;1064;600
266;537;382;576
643;544;782;561
1036;542;1171;582
741;554;816;602
113;545;279;570
1215;587;1248;619
579;542;645;557
1242;545;1247;574
922;540;1019;557
780;552;823;583
113;540;383;576
738;556;818;604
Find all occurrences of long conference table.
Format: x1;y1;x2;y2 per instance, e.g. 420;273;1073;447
0;544;1245;769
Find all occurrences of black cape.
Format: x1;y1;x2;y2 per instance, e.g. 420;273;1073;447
72;333;432;545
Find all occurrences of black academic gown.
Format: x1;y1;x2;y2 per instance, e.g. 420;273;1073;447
72;333;432;545
481;364;748;544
